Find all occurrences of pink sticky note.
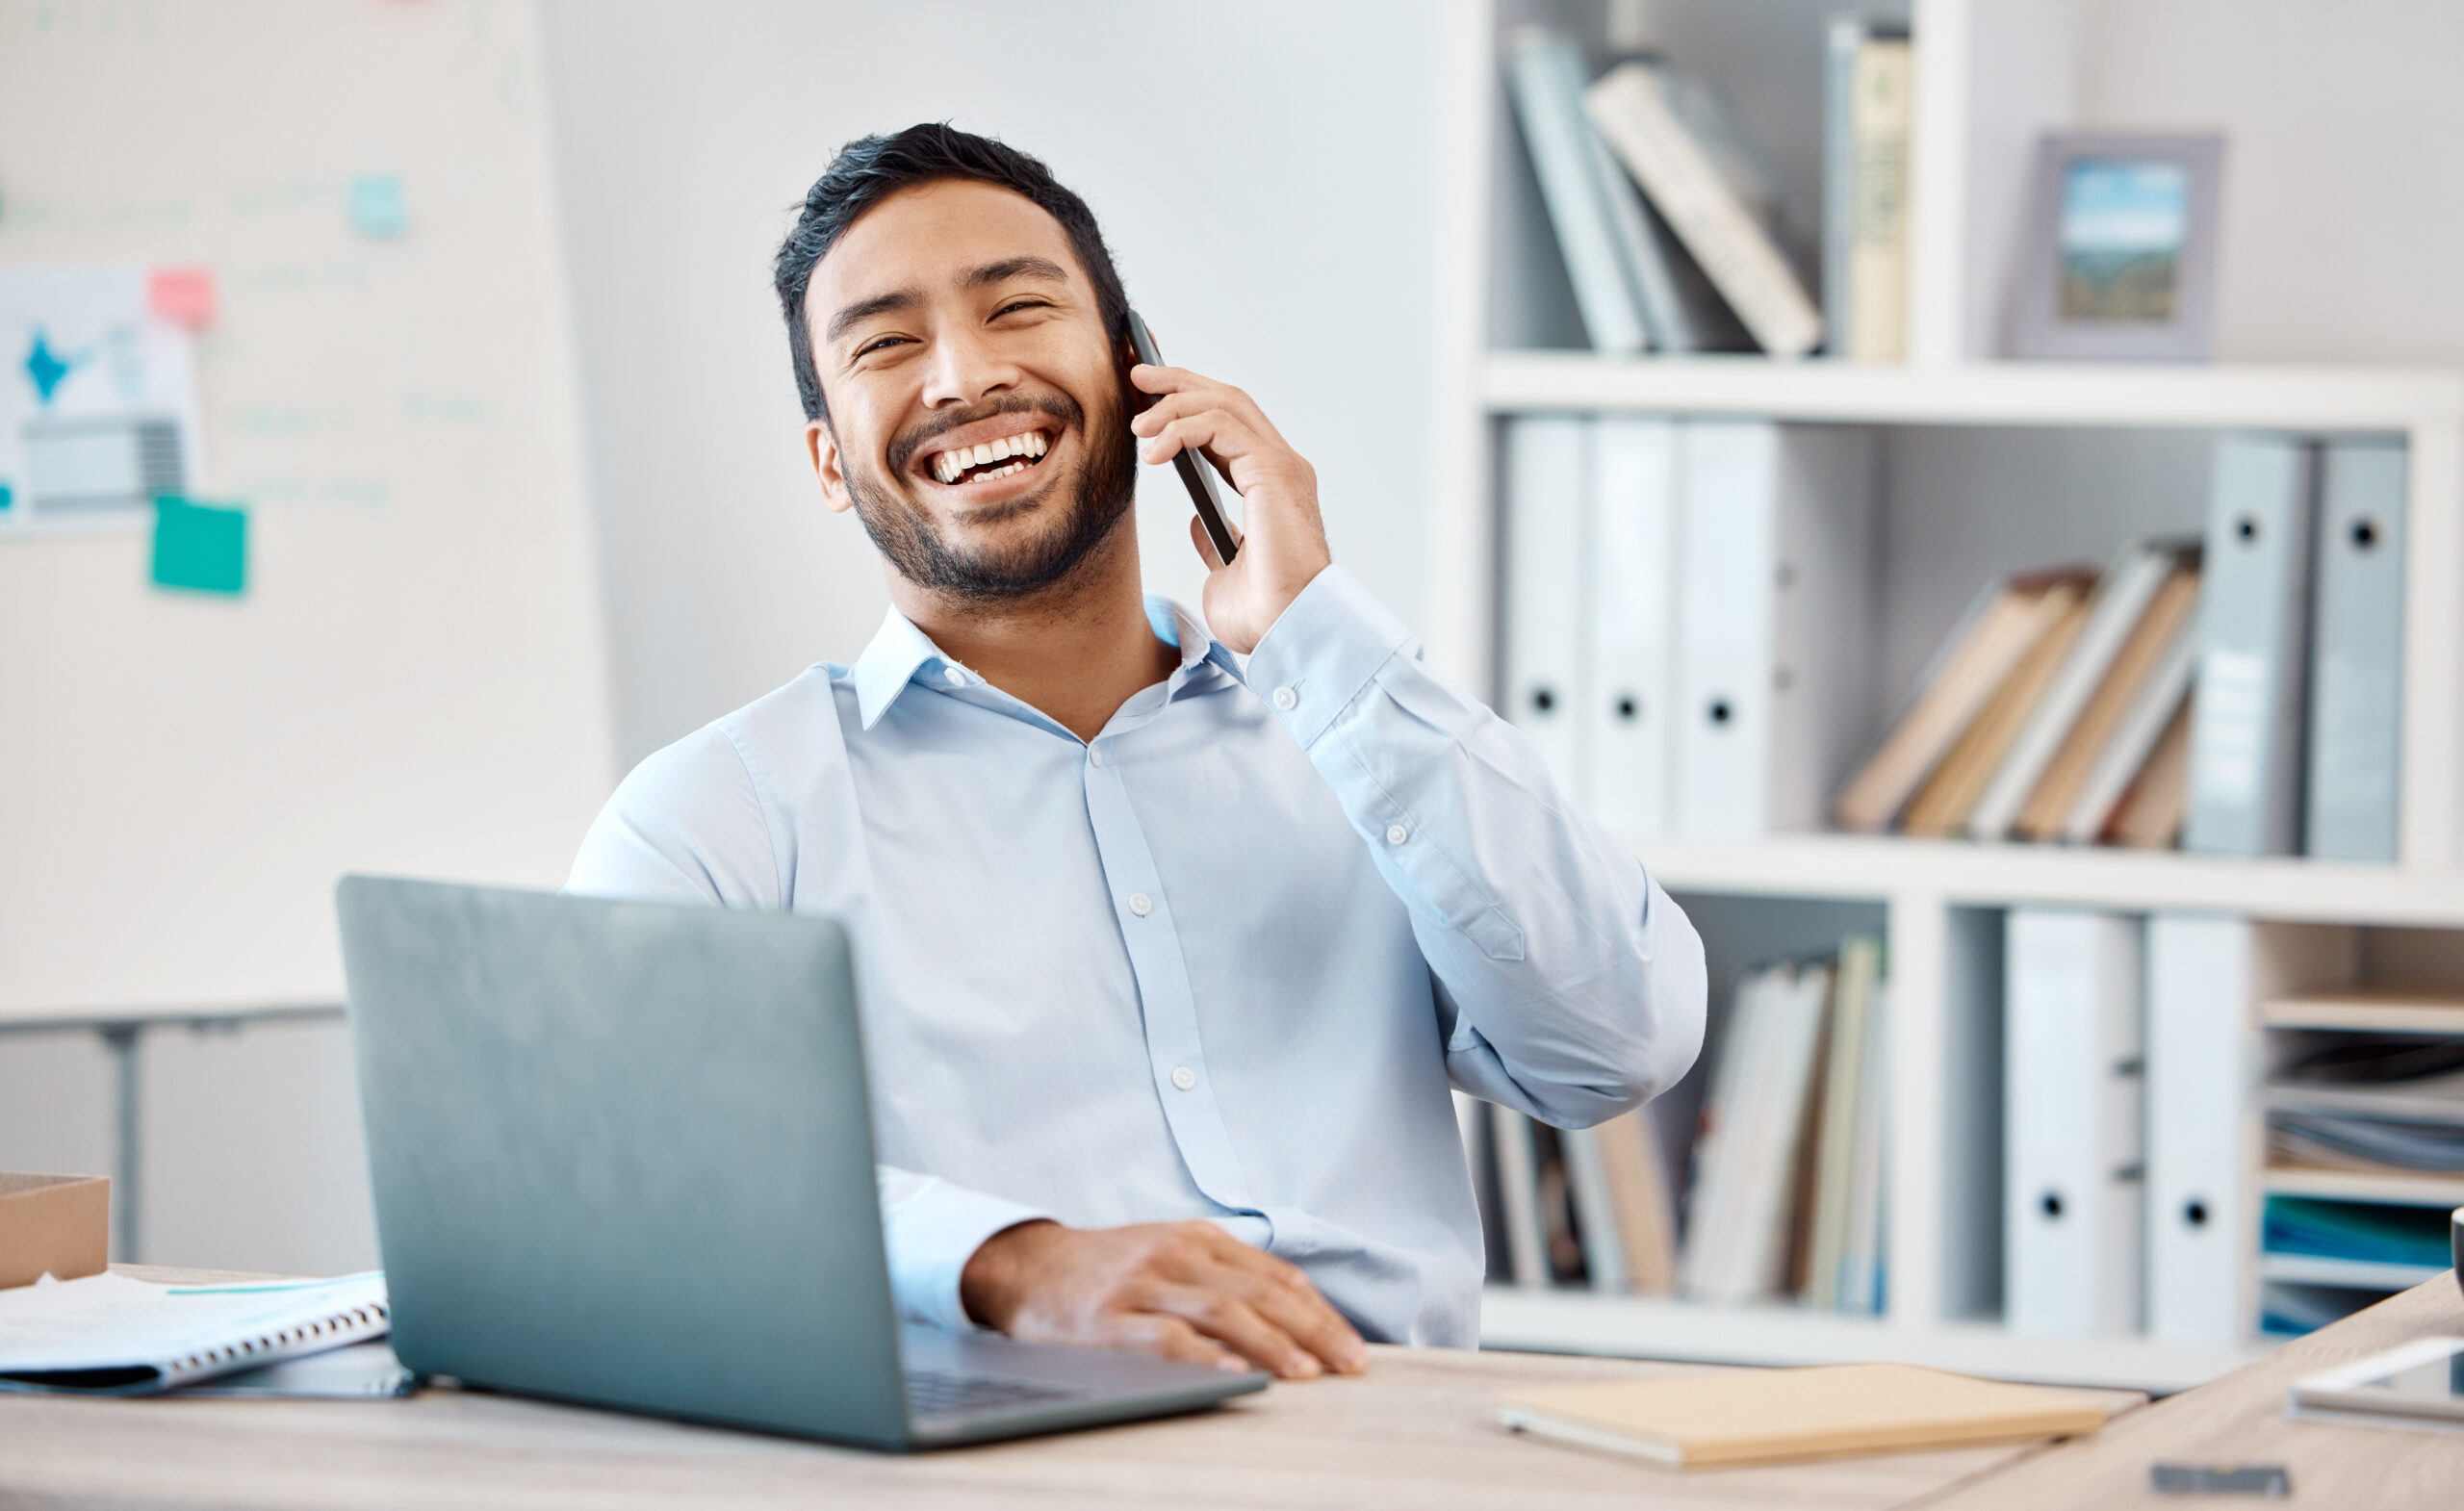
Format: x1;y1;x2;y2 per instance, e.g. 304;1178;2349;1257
148;267;217;328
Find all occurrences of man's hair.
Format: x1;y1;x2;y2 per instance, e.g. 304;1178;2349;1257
773;123;1132;425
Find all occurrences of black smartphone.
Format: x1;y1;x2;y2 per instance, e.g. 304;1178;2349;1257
1127;310;1240;564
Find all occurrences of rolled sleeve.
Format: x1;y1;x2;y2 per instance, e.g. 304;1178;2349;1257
879;1167;1056;1333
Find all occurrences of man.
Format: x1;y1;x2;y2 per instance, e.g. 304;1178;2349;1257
569;124;1705;1381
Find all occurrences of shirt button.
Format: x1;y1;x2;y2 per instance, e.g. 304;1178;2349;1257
1386;823;1409;845
1088;745;1104;768
1272;686;1298;711
1128;892;1153;916
1170;1065;1196;1091
941;666;967;686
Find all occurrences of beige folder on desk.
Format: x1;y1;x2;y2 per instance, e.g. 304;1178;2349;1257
1499;1362;2107;1468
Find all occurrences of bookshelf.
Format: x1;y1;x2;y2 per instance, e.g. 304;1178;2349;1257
1437;0;2464;1391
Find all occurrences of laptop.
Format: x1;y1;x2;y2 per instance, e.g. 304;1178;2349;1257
335;876;1269;1449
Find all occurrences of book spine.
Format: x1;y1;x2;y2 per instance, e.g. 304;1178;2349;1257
1844;36;1912;360
1820;18;1861;356
1585;64;1823;359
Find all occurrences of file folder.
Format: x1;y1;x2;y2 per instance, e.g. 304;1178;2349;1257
1672;422;1875;838
2185;436;2315;857
1502;415;1590;801
1582;417;1678;835
2144;914;2259;1348
2304;439;2407;862
2006;909;2143;1337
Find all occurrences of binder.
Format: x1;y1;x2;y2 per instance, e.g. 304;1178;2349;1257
2305;439;2408;862
2005;909;2143;1337
2145;914;2260;1348
1582;416;1678;835
2186;437;2316;857
1501;415;1590;800
1503;32;1652;354
1672;422;1876;838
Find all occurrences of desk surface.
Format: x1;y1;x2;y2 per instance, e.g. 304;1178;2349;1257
1921;1274;2464;1511
1;1268;2139;1511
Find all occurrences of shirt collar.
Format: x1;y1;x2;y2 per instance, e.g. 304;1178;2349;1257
849;595;1240;731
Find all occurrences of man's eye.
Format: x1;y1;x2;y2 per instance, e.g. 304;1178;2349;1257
995;299;1049;318
856;335;908;357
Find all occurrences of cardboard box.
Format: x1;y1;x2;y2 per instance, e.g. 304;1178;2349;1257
0;1172;110;1289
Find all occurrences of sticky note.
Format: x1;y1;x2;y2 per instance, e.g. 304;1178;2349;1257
348;173;408;239
147;267;218;328
0;481;13;511
151;496;247;596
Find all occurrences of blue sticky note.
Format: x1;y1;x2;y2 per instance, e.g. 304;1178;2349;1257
0;480;13;512
152;496;247;596
348;173;408;239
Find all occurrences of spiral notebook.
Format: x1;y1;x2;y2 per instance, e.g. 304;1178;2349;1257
0;1270;392;1395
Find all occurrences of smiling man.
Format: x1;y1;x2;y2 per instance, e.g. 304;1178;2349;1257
568;124;1706;1380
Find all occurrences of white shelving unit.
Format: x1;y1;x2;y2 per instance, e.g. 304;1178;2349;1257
1435;0;2464;1391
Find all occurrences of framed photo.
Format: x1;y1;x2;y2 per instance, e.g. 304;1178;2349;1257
2008;131;2224;362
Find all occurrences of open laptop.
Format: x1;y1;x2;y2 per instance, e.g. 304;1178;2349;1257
335;876;1268;1449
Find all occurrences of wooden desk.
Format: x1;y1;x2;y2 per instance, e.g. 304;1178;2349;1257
1;1269;2140;1511
1921;1275;2464;1510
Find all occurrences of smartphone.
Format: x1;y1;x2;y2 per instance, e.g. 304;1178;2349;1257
1127;310;1240;564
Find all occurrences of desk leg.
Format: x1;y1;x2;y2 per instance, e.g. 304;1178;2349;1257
98;1025;141;1263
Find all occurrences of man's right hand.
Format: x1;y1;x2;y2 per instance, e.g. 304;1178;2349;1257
958;1218;1368;1380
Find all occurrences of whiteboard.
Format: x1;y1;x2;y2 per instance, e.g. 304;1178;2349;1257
0;0;614;1017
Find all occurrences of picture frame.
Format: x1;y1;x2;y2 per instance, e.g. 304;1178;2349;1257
2007;131;2225;362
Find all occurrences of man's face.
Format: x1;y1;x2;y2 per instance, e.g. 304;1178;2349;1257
803;178;1134;602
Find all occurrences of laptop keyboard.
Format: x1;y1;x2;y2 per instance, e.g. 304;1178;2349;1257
906;1368;1088;1418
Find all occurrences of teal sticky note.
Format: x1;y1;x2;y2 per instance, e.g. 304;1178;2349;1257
0;480;13;511
152;497;247;595
348;173;407;238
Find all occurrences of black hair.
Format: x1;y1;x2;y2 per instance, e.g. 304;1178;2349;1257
772;123;1133;425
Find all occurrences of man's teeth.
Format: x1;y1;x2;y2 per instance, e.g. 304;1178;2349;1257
932;430;1049;483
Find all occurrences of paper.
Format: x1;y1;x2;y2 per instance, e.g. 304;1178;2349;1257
0;264;206;535
349;173;409;238
0;1270;389;1388
151;496;247;595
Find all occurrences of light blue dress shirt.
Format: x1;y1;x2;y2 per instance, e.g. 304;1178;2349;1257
567;565;1705;1346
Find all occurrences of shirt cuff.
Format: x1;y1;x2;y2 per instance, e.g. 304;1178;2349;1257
1243;564;1416;750
881;1172;1056;1333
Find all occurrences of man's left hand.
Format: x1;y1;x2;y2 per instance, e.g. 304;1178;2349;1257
1129;362;1331;654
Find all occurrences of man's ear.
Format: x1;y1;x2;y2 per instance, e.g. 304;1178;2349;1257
806;420;855;515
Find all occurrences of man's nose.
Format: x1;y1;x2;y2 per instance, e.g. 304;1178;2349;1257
920;319;1021;409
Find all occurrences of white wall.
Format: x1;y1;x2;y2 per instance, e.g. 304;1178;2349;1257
2076;0;2464;367
539;0;1457;767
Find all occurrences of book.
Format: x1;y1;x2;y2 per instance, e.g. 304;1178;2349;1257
2015;555;2203;840
0;1270;390;1395
2063;628;2194;844
1968;540;2189;841
1898;578;2094;837
1834;570;2092;833
1589;1107;1679;1295
1560;1126;1628;1292
2103;695;2194;848
1498;1363;2108;1468
1680;965;1776;1299
1823;21;1912;359
1503;31;1653;354
1585;62;1824;358
1836;978;1890;1316
1683;961;1832;1303
1490;1102;1547;1287
1803;936;1882;1309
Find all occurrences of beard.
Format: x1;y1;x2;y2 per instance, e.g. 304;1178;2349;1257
839;382;1138;603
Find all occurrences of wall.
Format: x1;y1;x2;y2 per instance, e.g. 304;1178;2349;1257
2076;0;2464;367
539;0;1457;768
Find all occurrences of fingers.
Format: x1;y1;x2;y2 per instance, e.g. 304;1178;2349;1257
1143;1282;1324;1379
1128;366;1290;449
1117;1312;1252;1375
1190;1255;1366;1375
1189;513;1224;571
